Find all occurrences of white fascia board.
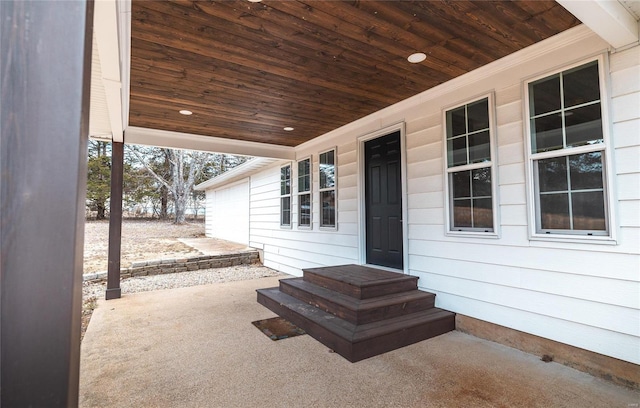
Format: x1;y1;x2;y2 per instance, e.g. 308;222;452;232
557;0;639;49
125;126;295;160
194;157;283;191
94;0;124;141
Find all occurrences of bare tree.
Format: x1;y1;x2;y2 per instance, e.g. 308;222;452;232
129;147;209;224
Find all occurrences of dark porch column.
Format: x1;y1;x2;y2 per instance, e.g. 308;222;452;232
106;140;124;300
0;1;93;406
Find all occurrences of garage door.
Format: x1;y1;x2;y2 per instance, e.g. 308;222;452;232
206;179;250;245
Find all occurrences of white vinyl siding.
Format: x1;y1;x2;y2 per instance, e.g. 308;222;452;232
249;162;359;276
406;40;639;365
209;28;639;365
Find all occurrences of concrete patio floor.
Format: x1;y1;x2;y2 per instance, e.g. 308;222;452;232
80;276;639;407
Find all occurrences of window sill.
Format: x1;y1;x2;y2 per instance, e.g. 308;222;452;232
529;233;617;246
297;225;312;231
280;225;292;230
319;226;338;232
446;230;499;239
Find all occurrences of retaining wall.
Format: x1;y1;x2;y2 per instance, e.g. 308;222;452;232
83;251;260;283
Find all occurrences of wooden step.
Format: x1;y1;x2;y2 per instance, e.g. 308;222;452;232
257;287;456;362
279;277;435;325
303;264;419;299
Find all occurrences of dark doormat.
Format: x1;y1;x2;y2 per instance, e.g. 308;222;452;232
252;317;306;341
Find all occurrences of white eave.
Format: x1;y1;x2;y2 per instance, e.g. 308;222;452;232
195;158;286;191
557;0;640;49
89;0;130;143
88;33;112;141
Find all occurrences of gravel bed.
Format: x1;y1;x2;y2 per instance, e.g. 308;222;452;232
83;264;285;299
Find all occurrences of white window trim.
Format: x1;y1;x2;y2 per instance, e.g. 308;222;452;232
280;163;292;229
318;147;338;231
523;54;617;245
297;156;312;230
442;92;500;239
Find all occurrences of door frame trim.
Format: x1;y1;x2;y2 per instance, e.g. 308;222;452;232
357;122;409;274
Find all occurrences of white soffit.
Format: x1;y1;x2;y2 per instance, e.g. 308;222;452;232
89;34;112;141
93;0;125;142
557;0;639;49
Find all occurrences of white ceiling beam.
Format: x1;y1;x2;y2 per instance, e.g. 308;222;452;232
124;127;296;160
557;0;639;49
94;0;123;142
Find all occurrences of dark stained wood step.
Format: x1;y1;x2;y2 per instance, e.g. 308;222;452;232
256;287;455;362
303;264;419;299
279;277;435;325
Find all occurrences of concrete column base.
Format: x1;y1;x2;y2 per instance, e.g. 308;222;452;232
105;288;122;300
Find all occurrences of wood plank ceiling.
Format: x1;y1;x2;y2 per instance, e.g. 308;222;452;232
129;0;579;147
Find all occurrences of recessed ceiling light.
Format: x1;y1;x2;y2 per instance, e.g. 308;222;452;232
408;52;427;64
283;127;294;131
248;0;262;2
179;110;193;115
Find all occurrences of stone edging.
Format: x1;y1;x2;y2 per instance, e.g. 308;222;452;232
83;251;260;283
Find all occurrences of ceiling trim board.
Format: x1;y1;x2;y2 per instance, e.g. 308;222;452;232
124;126;295;160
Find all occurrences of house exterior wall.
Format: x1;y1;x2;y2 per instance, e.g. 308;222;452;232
205;27;639;365
247;163;360;276
204;178;250;245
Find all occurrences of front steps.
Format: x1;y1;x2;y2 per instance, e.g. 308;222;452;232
256;264;455;362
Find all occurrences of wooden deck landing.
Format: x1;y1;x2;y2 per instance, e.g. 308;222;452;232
257;264;455;362
303;264;419;299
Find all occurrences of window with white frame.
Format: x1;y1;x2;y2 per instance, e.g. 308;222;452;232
319;149;336;228
297;157;311;228
527;60;608;235
445;97;495;232
280;164;291;227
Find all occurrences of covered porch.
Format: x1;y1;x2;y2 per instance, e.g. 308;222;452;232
79;276;639;407
2;0;639;405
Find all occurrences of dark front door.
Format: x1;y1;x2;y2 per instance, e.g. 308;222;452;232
365;131;403;270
